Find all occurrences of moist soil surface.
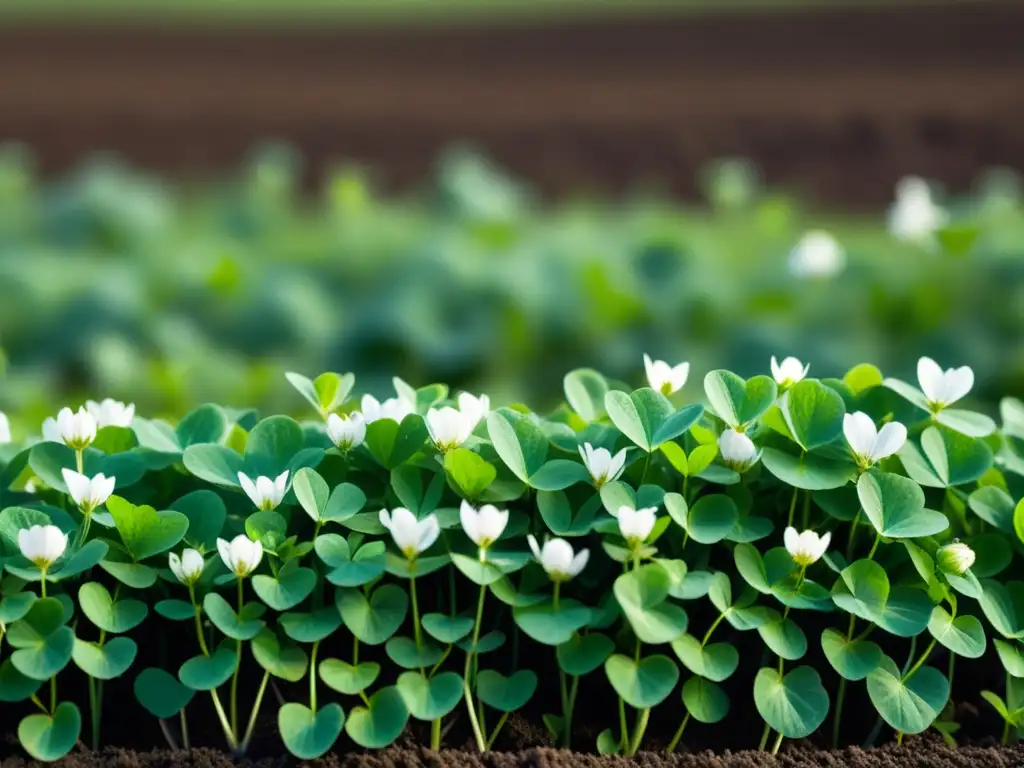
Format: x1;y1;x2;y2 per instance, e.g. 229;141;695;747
2;738;1024;768
1;3;1023;205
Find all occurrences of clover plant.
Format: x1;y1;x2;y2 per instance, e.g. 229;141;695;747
1;356;1023;761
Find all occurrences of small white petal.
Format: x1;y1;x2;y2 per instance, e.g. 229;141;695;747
871;422;908;461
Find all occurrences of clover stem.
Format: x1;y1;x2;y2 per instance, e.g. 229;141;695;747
431;716;442;750
947;650;956;703
682;474;689;504
30;695;48;714
158;719;180;751
667;712;690;752
50;676;56;712
75;449;84;474
786;485;799;528
409;573;423;654
832;614;856;748
639;452;651;486
903;639;937;681
485;712;510;749
89;676;99;749
770;730;784;755
352;636;359;665
186;590;233;745
462;583;488;752
240;670;270;753
628;707;650;756
180;710;190;751
618;696;629;752
553;581;561;611
758;721;771;750
309;640;320;713
40;571;47;598
845;511;862;560
563;674;579;749
866;532;881;560
896;731;904;745
230;577;244;739
701;612;727;647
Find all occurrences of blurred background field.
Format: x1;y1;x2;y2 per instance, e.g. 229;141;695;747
0;1;1022;435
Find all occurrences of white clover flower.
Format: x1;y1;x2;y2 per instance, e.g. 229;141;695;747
85;398;136;429
326;412;366;451
43;407;97;450
610;505;658;548
426;406;475;453
361;394;416;425
718;428;760;472
917;357;974;411
0;412;10;444
888;176;947;244
578;442;628;488
784;526;830;568
527;535;589;582
937;541;975;576
643;354;689;396
18;525;68;570
843;412;907;468
238;471;289;511
379;507;440;560
61;469;115;514
459;500;509;559
217;535;263;578
787;231;845;279
457;392;490;432
169;548;205;585
771;356;810;388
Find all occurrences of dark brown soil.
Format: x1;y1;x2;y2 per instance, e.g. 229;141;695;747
2;738;1023;768
1;3;1023;205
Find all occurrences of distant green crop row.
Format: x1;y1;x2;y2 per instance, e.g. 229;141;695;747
0;144;1022;435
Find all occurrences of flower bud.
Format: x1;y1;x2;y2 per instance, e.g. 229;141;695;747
937;541;975;576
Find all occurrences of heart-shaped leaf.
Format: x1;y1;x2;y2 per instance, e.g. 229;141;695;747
396;670;463;720
319;659;381;695
445;448;498;498
877;587;934;637
107;496;189;561
365;415;428;470
831;560;889;621
337;585;408;645
758;618;807;661
513;600;592;646
203;593;264;641
385;636;444;669
529;459;590;491
670;634;739;682
72;636;137;679
0;592;36;624
605;389;702;452
252;567;316;612
169;490;226;551
604;654;679;709
704;371;777;428
279;702;345;759
858;470;948;538
682;677;730;724
613;563;688;644
322;483;367;524
345;686;409;748
761;446;856;491
979;580;1024;639
674;493;738;544
900;426;993;488
0;660;42;702
821;628;882;681
782;380;845;451
867;656;949;734
179;647;237;690
476;669;538;712
79;582;147;634
278;608;342;644
421;613;474;644
564;368;609;423
134;668;194;718
754;666;829;739
486;411;548;484
7;598;74;681
251;629;308;682
293;468;329;523
182;444;244;487
244;416;305;476
18;701;81;761
557;633;615;676
928;606;986;658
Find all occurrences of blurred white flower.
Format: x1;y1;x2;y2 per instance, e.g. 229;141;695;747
238;471;289;511
771;356;809;388
936;541;975;576
61;469;115;514
611;505;657;547
426;406;475;453
169;548;205;585
888;176;947;244
579;442;628;488
43;407;97;450
718;429;760;471
217;535;263;578
361;394;416;425
787;231;845;279
326;412;366;451
917;357;973;410
18;524;68;569
459;500;509;558
643;354;689;396
784;526;830;567
379;507;440;559
86;398;136;429
0;412;10;444
843;412;907;468
527;535;589;581
457;392;490;432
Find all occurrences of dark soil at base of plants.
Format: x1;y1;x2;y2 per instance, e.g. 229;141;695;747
3;739;1024;768
1;3;1024;205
